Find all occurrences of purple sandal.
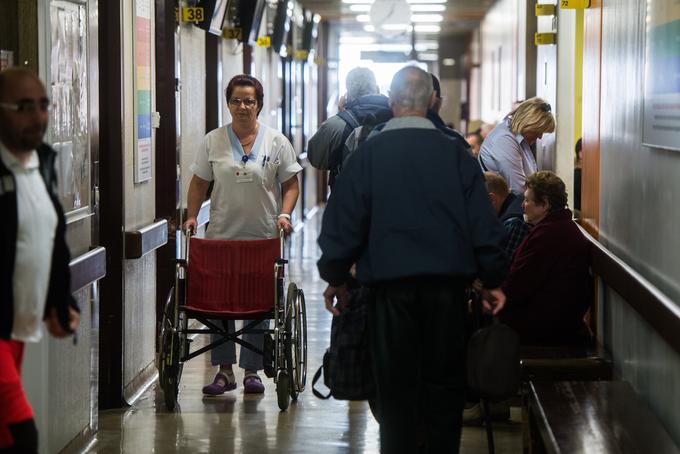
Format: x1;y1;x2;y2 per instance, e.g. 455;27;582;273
243;374;265;394
202;372;236;395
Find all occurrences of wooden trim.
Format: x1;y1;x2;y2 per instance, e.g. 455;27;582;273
205;33;219;132
581;227;680;357
124;219;168;259
581;0;602;238
69;247;107;293
98;0;125;409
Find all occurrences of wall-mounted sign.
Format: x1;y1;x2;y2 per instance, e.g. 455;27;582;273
294;50;309;61
223;28;242;40
642;0;680;151
559;0;590;8
181;7;204;23
257;36;271;48
535;32;557;45
536;4;556;16
134;0;152;183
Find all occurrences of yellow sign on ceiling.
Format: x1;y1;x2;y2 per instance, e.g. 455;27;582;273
536;4;556;16
535;32;557;45
559;0;591;8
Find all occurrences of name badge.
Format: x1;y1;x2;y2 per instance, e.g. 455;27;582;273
235;169;254;184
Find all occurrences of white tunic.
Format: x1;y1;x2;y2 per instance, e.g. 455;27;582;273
190;122;302;240
0;145;58;343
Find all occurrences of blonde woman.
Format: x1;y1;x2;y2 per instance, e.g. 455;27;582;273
478;98;555;194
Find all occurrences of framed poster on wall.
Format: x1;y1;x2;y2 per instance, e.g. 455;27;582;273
643;0;680;151
134;0;153;182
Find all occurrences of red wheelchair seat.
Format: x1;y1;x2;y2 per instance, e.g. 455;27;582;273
185;236;280;319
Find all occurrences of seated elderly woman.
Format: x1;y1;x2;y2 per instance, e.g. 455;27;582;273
500;171;592;345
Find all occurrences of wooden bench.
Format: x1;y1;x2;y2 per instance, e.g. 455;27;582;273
528;381;680;454
520;341;612;382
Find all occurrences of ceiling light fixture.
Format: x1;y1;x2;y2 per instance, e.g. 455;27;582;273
349;4;372;12
413;24;441;32
411;14;443;22
442;58;456;66
410;4;446;12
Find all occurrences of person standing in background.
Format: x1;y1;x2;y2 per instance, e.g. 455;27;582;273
478;98;555;194
0;68;80;454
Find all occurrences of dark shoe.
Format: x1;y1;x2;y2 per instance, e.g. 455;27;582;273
243;374;265;394
202;372;236;395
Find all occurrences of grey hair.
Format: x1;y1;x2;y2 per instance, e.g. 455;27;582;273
346;67;378;100
389;66;433;112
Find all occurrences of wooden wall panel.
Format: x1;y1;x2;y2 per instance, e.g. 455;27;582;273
581;0;602;238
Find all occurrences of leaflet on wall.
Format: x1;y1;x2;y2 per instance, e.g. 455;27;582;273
134;0;153;182
643;1;680;151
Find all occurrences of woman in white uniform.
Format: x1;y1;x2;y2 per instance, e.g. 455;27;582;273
183;75;302;395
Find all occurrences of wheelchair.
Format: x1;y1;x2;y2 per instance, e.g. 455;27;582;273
157;229;307;411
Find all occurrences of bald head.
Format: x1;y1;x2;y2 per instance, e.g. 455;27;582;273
0;68;49;154
0;67;43;100
389;66;434;117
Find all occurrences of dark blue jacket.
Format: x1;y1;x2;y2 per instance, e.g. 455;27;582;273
426;110;472;154
317;122;508;288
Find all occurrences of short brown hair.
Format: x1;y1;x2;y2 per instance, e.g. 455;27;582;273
508;97;555;137
484;172;509;197
526;171;567;212
225;74;264;115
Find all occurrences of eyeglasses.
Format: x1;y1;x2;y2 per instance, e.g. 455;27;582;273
0;98;51;114
228;98;258;109
539;102;551;113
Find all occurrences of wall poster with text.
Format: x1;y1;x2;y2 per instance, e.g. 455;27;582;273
134;0;152;182
643;0;680;151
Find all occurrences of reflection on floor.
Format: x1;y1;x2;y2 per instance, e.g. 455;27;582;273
80;214;522;453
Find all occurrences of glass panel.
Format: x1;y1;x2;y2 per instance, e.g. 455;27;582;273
50;1;90;213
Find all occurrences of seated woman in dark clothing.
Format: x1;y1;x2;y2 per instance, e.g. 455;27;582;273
500;171;592;345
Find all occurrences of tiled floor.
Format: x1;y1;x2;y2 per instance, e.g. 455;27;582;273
80;213;522;453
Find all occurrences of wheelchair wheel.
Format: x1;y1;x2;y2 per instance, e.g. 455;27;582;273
159;287;185;411
285;283;298;401
292;288;307;393
276;370;291;411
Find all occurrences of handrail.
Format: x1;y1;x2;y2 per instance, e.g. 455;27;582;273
580;226;680;356
70;247;107;293
124;219;168;259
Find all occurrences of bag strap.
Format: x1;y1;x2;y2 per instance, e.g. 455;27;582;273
311;365;332;399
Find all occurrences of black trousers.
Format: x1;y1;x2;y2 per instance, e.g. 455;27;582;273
369;277;467;454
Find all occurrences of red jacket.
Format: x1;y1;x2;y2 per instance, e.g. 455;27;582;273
500;208;592;345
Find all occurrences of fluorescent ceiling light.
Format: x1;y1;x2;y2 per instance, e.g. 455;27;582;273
415;42;439;51
410;4;446;12
407;0;446;3
342;0;373;3
414;24;441;32
442;58;456;66
349;4;372;12
356;14;370;22
363;24;376;32
419;53;439;61
411;14;443;22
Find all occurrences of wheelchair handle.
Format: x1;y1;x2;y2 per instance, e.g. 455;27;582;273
279;228;285;258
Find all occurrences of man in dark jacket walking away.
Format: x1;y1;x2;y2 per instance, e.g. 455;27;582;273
0;68;79;453
317;66;508;454
307;67;392;187
484;171;530;258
